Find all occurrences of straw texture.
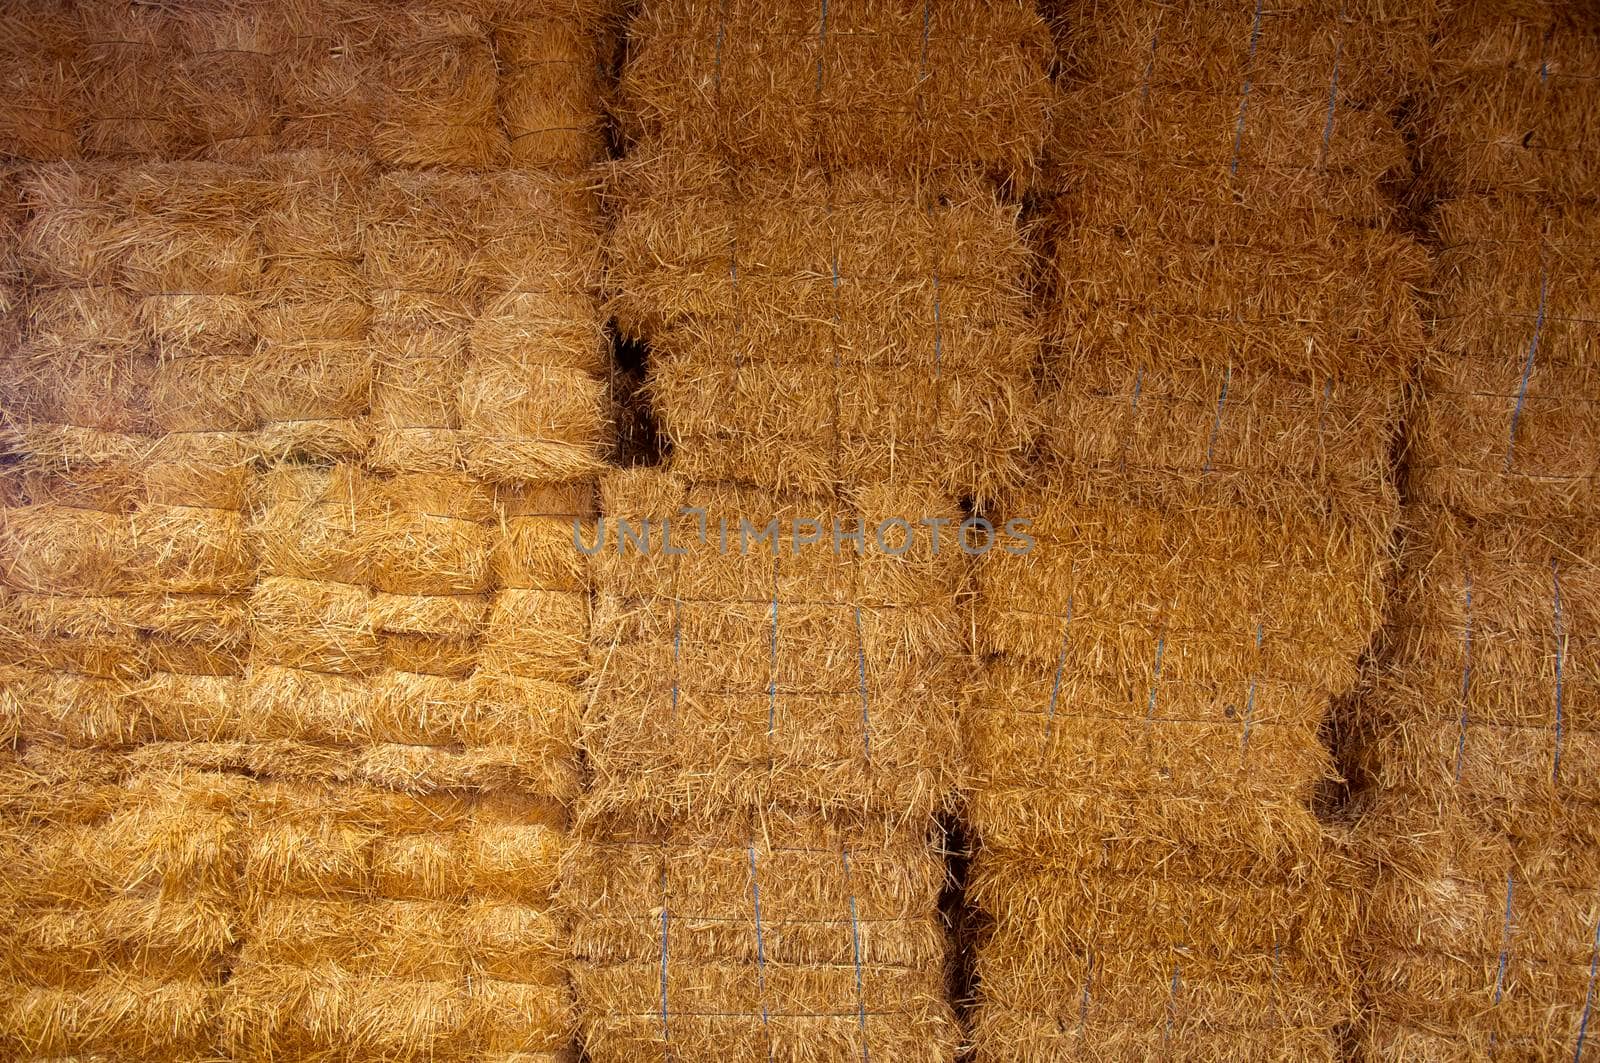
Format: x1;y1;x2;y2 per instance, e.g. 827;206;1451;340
608;155;1040;504
617;0;1053;186
0;0;618;171
566;809;958;1063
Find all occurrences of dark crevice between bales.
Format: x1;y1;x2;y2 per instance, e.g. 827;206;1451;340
605;326;667;468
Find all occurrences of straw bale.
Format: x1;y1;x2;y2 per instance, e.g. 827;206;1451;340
0;752;247;1060
566;809;957;1062
256;153;373;461
273;8;384;156
1040;223;1426;516
1408;196;1600;520
1049;0;1437;231
72;3;190;160
365;169;483;474
1058;0;1437;110
1420;0;1600;202
586;468;964;823
968;844;1358;1062
222;778;574;1062
618;0;1052;185
483;480;594;687
372;6;509;169
1356;794;1600;1060
166;3;294;164
0;460;255;751
1354;506;1599;822
609;157;1040;502
973;472;1388;688
493;0;615;171
465;170;609;484
239;463;585;796
0;5;80;161
366;169;610;483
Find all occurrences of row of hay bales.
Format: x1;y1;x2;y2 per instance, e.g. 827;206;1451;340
572;1;1053;1059
0;2;617;1058
963;1;1435;1058
1353;2;1600;1057
0;0;612;171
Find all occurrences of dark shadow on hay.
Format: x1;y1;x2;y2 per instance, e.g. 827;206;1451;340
939;809;978;1059
606;326;666;467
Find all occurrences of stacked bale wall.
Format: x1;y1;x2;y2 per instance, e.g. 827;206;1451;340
1355;3;1600;1056
579;2;1053;1058
0;4;614;1058
966;2;1432;1058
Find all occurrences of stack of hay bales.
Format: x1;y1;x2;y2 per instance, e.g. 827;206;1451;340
1356;3;1600;1056
578;2;1052;1058
0;0;613;172
966;2;1432;1057
0;3;614;1058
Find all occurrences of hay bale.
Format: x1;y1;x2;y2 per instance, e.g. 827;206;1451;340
0;751;246;1060
367;168;610;483
1419;0;1600;202
609;156;1040;503
372;5;509;169
257;152;374;462
1053;0;1435;229
1357;793;1600;1060
239;463;586;797
1041;222;1427;517
465;170;609;484
1351;504;1599;1058
618;0;1052;184
1355;506;1598;839
0;5;80;161
493;0;616;171
222;778;574;1062
585;468;964;823
1407;196;1600;520
4;162;154;466
565;809;957;1062
968;844;1358;1062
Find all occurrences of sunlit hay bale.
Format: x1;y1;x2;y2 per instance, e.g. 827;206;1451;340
968;473;1387;851
0;469;153;747
166;2;292;164
361;471;494;677
1356;793;1600;1059
0;5;80;161
222;779;572;1061
974;472;1388;690
465;171;609;484
585;469;963;824
1408;196;1600;521
475;480;595;804
1419;1;1600;203
1040;222;1427;520
72;1;190;160
373;5;508;169
0;754;246;1060
609;157;1040;503
119;164;267;460
566;809;958;1062
492;1;613;171
1053;0;1435;232
1354;508;1600;820
255;153;373;461
968;844;1358;1063
365;169;483;474
5;162;154;464
273;0;383;155
619;0;1052;186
